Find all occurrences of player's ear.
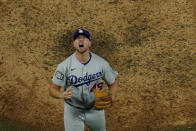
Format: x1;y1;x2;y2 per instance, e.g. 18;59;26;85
89;41;92;47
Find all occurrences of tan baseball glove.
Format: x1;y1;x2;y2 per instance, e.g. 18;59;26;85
94;89;112;110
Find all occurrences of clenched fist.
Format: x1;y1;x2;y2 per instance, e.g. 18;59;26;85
62;88;74;100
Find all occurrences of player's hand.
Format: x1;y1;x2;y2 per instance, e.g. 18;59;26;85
62;88;74;100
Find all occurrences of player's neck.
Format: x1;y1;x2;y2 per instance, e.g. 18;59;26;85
76;51;90;63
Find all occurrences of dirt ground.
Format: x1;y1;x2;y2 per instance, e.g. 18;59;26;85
0;0;195;131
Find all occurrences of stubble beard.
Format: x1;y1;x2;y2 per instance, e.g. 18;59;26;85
77;48;88;54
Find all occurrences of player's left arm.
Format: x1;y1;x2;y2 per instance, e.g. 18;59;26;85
108;79;118;101
102;60;118;102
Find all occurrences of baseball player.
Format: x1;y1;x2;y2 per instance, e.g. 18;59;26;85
49;29;118;131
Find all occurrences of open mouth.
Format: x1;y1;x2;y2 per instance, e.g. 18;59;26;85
79;45;84;48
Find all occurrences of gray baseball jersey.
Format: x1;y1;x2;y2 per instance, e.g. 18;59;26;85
52;52;118;109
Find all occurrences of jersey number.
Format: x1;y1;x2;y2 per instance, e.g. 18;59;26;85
90;82;103;92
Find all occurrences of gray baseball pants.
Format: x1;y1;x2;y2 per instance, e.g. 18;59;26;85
64;103;106;131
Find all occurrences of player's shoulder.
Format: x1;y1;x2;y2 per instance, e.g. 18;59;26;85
91;52;109;64
58;53;75;67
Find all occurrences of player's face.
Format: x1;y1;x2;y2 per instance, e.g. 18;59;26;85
73;35;91;54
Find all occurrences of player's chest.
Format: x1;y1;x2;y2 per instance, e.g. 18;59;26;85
66;64;103;86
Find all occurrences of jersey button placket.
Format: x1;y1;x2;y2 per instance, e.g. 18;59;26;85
83;66;86;74
82;66;87;103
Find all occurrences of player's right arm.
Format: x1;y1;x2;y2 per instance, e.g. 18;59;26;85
50;62;73;100
49;83;73;100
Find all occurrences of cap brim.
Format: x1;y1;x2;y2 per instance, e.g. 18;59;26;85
74;33;90;40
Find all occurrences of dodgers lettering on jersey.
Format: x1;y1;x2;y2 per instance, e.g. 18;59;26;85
52;52;118;109
67;72;102;87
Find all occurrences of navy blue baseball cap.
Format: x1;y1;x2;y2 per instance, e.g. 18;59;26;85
73;29;91;40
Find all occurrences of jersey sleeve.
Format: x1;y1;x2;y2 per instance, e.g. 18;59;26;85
52;64;66;87
102;62;118;85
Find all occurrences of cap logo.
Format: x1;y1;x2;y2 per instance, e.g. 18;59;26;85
79;29;83;33
73;29;90;40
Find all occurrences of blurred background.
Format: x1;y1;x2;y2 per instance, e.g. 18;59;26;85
0;0;195;131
